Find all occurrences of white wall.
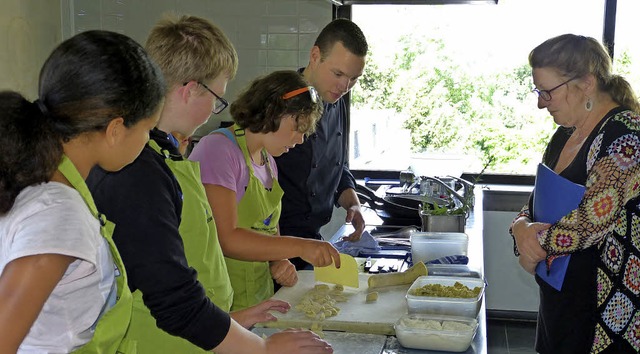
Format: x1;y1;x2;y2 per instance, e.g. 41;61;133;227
483;211;539;313
0;0;62;98
62;0;333;136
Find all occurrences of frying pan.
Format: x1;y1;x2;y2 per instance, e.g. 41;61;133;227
355;184;424;224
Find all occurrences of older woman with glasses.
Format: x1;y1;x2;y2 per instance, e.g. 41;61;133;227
510;34;640;353
190;70;341;310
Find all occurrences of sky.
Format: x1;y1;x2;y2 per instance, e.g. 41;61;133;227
353;0;609;71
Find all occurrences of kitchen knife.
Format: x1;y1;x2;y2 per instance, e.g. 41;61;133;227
313;253;360;288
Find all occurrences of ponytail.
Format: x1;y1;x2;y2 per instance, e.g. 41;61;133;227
1;30;165;215
605;75;640;113
0;92;63;214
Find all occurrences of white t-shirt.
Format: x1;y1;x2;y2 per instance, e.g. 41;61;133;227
0;182;116;353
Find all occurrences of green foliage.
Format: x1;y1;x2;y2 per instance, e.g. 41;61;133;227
351;33;561;174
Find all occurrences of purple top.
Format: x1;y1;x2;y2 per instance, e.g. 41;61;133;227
189;132;276;202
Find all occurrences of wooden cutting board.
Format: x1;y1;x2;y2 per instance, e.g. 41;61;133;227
257;270;410;335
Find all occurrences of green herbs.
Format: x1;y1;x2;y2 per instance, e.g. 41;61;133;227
421;192;471;216
423;200;464;215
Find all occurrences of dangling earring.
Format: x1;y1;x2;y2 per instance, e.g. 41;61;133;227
585;98;593;112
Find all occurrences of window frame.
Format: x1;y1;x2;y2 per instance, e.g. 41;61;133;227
336;0;618;185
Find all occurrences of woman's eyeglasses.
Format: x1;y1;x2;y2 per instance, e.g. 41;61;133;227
282;86;321;104
532;77;577;101
183;81;229;114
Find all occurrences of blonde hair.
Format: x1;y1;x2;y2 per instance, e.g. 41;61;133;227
529;34;640;113
145;14;238;86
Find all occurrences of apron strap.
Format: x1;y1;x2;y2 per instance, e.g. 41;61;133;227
232;124;277;179
58;155;103;224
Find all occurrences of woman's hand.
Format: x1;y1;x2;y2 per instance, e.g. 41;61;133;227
230;299;291;329
270;260;298;287
266;329;333;354
511;217;549;271
299;240;341;268
519;256;539;275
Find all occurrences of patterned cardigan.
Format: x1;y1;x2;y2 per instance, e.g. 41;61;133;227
513;109;640;353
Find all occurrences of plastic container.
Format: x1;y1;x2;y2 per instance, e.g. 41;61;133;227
410;232;468;264
427;264;482;279
395;313;478;352
406;276;484;318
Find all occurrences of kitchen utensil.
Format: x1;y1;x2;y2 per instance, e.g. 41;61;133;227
314;253;359;288
370;226;418;238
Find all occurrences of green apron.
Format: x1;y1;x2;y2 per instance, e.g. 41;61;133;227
124;140;233;354
57;156;136;354
222;125;284;311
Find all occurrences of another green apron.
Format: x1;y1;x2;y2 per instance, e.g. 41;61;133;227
58;156;136;354
222;125;284;311
125;140;233;354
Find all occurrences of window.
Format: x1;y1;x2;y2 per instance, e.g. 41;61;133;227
613;0;640;92
349;1;608;176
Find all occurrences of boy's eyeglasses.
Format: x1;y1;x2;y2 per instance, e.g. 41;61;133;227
532;77;577;101
183;81;229;114
282;86;321;104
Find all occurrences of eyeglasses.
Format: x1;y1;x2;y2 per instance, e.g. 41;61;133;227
282;86;321;104
532;77;577;101
183;81;229;114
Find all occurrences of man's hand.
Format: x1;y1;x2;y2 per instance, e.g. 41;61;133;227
270;260;298;287
342;205;365;242
337;188;365;242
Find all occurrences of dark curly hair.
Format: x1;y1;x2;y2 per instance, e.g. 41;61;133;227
0;30;166;214
230;70;323;134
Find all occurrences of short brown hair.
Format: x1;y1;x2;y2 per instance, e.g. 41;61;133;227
315;18;368;60
145;14;238;86
230;71;323;135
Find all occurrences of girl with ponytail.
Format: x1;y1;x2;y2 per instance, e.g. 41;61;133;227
0;30;165;353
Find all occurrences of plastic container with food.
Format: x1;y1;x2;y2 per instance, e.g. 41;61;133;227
410;232;468;264
406;275;484;318
394;313;478;352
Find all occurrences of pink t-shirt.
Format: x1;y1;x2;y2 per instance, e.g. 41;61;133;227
189;132;276;202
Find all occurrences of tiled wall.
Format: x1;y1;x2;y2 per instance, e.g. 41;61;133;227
64;0;333;135
0;1;61;98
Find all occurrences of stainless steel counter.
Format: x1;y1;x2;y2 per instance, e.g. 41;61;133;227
253;188;486;353
322;187;487;354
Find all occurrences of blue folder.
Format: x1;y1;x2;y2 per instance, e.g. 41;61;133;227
533;163;586;291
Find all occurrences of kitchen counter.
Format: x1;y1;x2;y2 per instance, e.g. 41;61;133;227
254;187;486;353
324;187;487;354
